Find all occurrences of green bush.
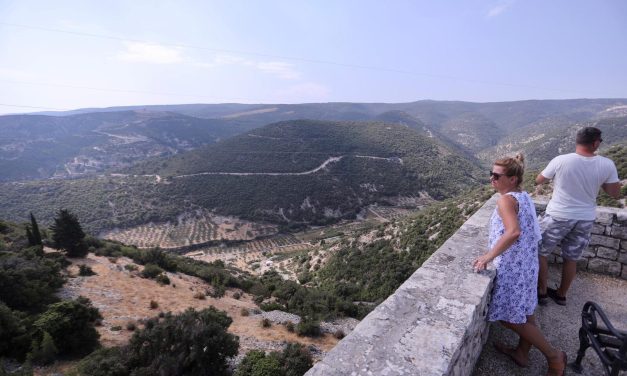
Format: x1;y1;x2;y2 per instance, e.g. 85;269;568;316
75;347;128;376
140;264;164;279
124;263;137;271
155;274;170;285
126;307;238;375
33;297;101;357
0;252;64;312
296;318;321;337
78;264;96;276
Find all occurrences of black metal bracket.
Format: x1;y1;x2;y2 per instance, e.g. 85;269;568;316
571;301;626;376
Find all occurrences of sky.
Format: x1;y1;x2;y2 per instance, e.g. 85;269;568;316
1;0;627;115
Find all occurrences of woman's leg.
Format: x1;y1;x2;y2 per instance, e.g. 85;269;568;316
500;315;565;374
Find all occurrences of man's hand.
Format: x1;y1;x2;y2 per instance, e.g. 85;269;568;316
602;182;622;199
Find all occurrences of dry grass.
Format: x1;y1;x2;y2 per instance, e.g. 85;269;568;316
61;254;338;351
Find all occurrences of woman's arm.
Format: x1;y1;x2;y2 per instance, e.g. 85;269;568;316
473;195;521;271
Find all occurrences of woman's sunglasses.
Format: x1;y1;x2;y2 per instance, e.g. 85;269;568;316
489;171;507;180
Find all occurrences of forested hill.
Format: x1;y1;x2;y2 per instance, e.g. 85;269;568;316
0;110;257;181
0;120;483;232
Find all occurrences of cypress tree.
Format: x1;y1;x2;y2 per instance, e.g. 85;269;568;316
50;209;88;257
25;226;35;246
30;212;42;245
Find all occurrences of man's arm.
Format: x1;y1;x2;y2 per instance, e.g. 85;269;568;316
536;173;550;185
601;182;622;199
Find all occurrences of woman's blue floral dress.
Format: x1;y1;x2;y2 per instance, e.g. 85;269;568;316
487;191;542;324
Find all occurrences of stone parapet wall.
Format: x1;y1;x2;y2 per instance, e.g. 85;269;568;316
305;195;499;376
306;196;626;375
534;200;627;280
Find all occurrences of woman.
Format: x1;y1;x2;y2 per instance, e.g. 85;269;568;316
473;154;566;376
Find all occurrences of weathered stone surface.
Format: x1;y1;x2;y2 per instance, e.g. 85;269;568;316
587;259;621;277
617;211;627;224
610;225;627;240
589;235;620;249
622;240;627;251
622;267;627;280
582;247;596;258
591;224;606;235
594;210;615;225
618;252;627;264
597;247;618;260
576;258;589;269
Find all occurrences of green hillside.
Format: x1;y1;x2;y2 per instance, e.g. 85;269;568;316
0;120;484;233
0;111;256;181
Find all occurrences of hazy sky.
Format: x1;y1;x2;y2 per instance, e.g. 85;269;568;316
1;0;626;114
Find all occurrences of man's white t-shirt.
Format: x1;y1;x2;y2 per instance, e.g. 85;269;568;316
542;153;619;221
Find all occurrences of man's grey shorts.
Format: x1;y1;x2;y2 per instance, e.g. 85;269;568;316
538;214;594;260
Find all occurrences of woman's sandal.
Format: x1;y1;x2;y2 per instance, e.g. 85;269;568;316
547;351;567;376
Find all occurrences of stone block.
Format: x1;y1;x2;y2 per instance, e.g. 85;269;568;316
618;252;627;264
622;240;627;251
587;258;621;277
589;235;620;249
594;210;615;225
591;224;606;235
597;247;618;260
582;247;596;258
610;226;627;240
617;211;627;224
576;258;589;270
622;267;627;280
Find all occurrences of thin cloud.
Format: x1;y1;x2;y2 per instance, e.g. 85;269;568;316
486;1;514;18
114;42;185;64
202;54;302;80
256;61;301;80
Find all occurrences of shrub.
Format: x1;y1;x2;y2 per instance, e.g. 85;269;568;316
78;264;96;276
110;326;122;331
124;264;137;271
285;321;295;332
261;318;271;328
126;307;238;375
149;300;159;309
126;322;136;331
193;292;206;300
260;302;285;311
296;318;321;337
155;274;170;285
75;347;128;376
333;329;345;339
278;343;313;376
232;291;241;299
29;331;58;365
141;264;164;279
33;297;101;357
240;308;249;317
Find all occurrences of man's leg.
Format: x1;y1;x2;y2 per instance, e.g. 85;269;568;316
557;259;577;298
554;220;593;299
538;255;550;295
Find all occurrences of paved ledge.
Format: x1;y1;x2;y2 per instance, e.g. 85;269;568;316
473;265;627;376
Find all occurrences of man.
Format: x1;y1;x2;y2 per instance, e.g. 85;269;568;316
536;127;621;306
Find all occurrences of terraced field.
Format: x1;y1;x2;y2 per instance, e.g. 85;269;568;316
101;210;278;248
